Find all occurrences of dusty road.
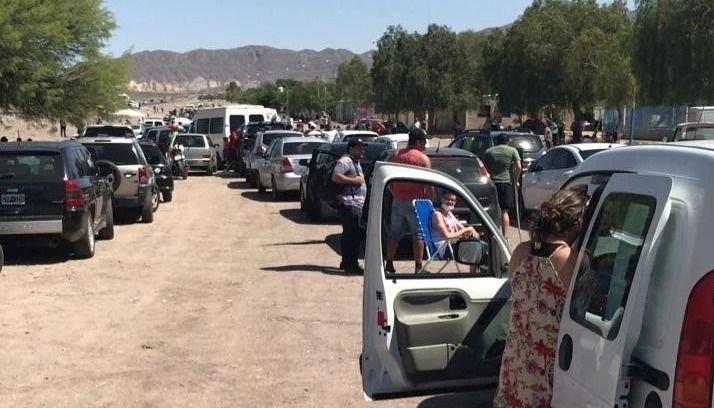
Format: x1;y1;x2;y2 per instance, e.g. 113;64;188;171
0;173;501;407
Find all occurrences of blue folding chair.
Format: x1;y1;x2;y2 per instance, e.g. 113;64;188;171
412;199;461;273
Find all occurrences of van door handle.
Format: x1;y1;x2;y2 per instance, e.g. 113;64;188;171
437;314;460;320
124;173;135;177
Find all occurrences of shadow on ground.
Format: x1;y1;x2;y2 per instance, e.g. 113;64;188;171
240;191;274;203
260;264;362;277
228;181;251;190
278;208;336;226
416;391;494;408
2;246;70;266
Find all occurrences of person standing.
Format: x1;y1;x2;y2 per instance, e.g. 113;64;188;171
493;188;588;407
385;127;432;274
484;133;522;238
571;117;583;144
59;119;67;138
331;139;367;274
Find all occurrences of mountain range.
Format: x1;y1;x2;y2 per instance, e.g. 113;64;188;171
128;46;373;93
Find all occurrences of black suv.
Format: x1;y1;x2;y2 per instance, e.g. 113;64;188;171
139;141;174;202
0;141;114;258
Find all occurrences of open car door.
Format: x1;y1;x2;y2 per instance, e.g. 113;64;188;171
361;162;512;400
552;173;673;407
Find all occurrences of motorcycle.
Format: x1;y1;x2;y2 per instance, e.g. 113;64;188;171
169;144;189;180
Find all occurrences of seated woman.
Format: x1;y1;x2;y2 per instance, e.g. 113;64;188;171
430;190;480;258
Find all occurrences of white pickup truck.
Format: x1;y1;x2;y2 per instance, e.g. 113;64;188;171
361;140;714;407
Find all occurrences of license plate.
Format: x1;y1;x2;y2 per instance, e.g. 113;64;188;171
1;193;25;205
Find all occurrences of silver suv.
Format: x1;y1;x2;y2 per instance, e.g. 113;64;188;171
78;137;159;223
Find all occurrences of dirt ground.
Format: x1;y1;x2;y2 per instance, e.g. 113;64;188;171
0;172;513;407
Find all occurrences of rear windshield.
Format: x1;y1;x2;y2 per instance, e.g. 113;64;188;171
140;144;167;165
431;156;482;182
173;135;207;148
0;152;64;181
343;134;377;143
283;142;324;155
84;127;134;138
262;133;298;146
83;143;139;165
510;135;544;152
579;149;607;160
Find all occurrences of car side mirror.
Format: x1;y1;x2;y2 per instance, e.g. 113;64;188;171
454;239;489;265
298;159;310;166
530;165;543;173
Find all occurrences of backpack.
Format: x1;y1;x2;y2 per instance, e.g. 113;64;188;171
323;156;359;206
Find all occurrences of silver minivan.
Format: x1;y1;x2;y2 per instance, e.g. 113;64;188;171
172;134;217;175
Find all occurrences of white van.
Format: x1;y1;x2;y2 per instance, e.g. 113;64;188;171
190;104;279;164
362;142;714;407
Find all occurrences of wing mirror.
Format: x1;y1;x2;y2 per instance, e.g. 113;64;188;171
453;239;489;265
298;159;310;166
530;164;543;173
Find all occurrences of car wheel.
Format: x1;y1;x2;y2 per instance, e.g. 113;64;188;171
249;171;258;187
182;166;188;180
271;177;282;201
73;214;95;259
257;176;266;193
151;187;160;212
162;191;173;203
141;200;154;224
207;163;214;176
97;199;115;240
96;160;122;192
299;184;307;211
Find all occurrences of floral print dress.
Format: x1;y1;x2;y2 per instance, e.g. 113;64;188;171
493;247;567;408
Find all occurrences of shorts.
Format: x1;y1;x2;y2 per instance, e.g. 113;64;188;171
495;183;515;210
388;200;424;240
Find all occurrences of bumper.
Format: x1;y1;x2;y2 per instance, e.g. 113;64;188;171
0;210;89;244
274;173;301;192
187;158;211;169
114;185;151;209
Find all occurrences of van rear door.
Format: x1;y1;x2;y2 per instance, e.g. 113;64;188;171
0;151;66;218
552;173;673;407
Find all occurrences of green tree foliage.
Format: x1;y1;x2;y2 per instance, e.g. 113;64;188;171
634;0;714;105
483;0;633;117
336;57;371;107
225;81;241;102
370;26;419;115
0;0;128;124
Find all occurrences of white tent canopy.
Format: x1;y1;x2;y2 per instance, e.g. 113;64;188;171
112;109;144;118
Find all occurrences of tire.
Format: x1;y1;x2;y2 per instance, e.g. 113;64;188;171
0;244;4;273
73;214;96;259
96;160;122;192
97;199;114;240
151;187;160;212
299;184;307;211
162;190;173;203
141;200;154;224
271;177;282;201
248;171;257;187
182;166;188;180
257;177;266;193
207;165;214;176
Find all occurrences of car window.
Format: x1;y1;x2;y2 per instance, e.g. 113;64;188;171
570;193;656;340
262;133;297;146
283;142;324;156
209;117;224;134
455;134;493;157
692;127;714;140
430;156;483;183
510;135;544;153
549;150;572;170
196;119;210;134
249;114;264;123
0;152;64;181
397;141;408;149
84;127;134;138
565;151;577;167
381;180;505;278
343;134;377;143
83;143;140;165
83;149;98;176
579;149;607;160
174;135;207;148
229;115;245;130
140;144;167;165
533;150;556;171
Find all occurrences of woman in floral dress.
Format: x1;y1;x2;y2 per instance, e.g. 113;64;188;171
493;188;588;407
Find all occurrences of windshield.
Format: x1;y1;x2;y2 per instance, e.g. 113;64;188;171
510;135;544;152
579;149;607;160
140;144;167;165
343;134;377;143
262;133;298;147
83;143;139;165
684;126;714;140
283;142;325;155
84;127;134;138
0;152;64;181
173;135;207;148
431;156;482;182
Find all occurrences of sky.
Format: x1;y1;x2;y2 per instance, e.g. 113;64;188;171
103;0;636;55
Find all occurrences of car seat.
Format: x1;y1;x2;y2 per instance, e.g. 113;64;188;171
412;199;461;273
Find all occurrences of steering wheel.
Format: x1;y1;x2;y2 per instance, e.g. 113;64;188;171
95;160;122;192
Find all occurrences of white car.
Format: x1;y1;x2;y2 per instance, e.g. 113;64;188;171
128;100;139;109
362;142;714;407
373;133;431;150
522;143;624;211
332;130;379;144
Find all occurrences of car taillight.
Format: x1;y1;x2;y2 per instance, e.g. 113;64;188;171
65;180;85;209
202;153;211;159
673;270;714;408
279;157;294;173
138;166;149;184
479;163;490;179
255;145;265;154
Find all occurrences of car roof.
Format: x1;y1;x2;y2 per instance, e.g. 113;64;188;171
375;133;410;141
77;136;137;144
559;143;626;152
261;130;303;135
339;130;379;136
676;122;714;128
384;146;476;158
278;136;325;144
85;124;133;130
174;133;207;137
0;140;80;152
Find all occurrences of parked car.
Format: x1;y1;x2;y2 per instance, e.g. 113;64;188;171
237;122;289;175
333;130;379;144
82;125;135;138
245;130;303;186
130;124;146;138
362;141;714;408
139;141;174;202
522;143;624;211
144;118;165;128
144;126;173;155
171;133;218;175
365;147;500;230
78;137;159;223
128;100;140;109
449;130;548;170
299;142;391;221
256;137;326;200
373;133;431;150
666;122;714;142
0;141;114;258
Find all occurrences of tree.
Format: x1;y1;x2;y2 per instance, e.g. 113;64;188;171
0;0;128;124
336;57;371;108
634;0;714;105
225;81;241;102
370;25;419;116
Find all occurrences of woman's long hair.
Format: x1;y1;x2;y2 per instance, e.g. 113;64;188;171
530;188;588;249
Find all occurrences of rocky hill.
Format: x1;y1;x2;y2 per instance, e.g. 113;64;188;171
129;46;372;93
